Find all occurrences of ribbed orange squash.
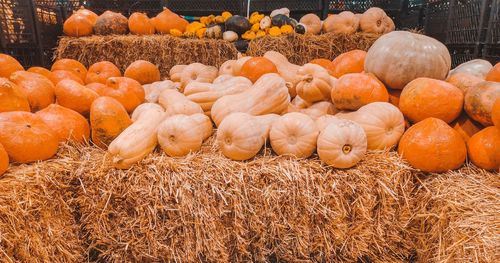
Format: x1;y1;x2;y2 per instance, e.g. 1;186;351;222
51;59;87;81
90;96;132;149
0;78;31;112
0;54;24;78
493;99;500;128
27;67;52;79
9;71;55;112
331;73;389;110
464;81;500;126
49;70;84;86
467;126;500;171
97;77;145;113
0;143;8;176
330;50;366;78
310;58;335;76
36;104;90;143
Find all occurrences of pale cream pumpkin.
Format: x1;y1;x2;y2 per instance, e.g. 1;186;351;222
317;118;367;168
213;74;235;84
158;89;203;117
322;11;359;34
143;79;179;103
211;73;290;126
448;59;493;79
299;101;337;120
359;7;388;34
131;103;165;121
219;60;236;75
364;31;451;89
295;63;333;103
108;104;166;169
157;113;213;157
299;13;322;34
269;112;319;158
263;51;301;97
180;63;218;90
216;112;279;161
169;64;186;82
315;114;338;132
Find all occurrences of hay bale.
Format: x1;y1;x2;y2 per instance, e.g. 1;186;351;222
0;146;85;262
410;168;500;262
73;140;416;262
247;32;381;65
55;35;239;78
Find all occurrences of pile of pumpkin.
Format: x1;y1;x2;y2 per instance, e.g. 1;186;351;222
0;30;499;176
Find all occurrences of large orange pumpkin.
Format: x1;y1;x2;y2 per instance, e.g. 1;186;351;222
310;58;335;76
63;13;93;37
128;12;155;35
94;77;146;112
485;62;500;82
330;50;366;78
240;57;278;83
124;60;161;84
9;71;55;112
0;78;30;112
0;111;59;163
398;117;466;173
331;73;389;110
85;61;121;84
399;78;464;123
446;72;482;94
54;79;99;115
154;8;189;34
0;143;8;176
49;70;85;86
27;66;52;79
36;104;90;143
451;112;484;142
90;96;132;149
51;59;87;81
467;126;500;171
493;98;500;128
464;81;500;126
75;6;98;24
0;53;23;78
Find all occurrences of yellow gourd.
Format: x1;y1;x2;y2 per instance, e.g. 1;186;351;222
196;28;206;38
242;30;256;40
280;25;293;34
222;11;232;21
269;26;281;36
170;29;182;37
251;23;260;32
256;30;266;38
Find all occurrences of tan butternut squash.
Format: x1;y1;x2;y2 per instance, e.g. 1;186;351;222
108;104;165;169
300;101;337;120
158;89;203;117
169;64;186;82
211;73;290;126
219;60;236;75
143;79;179;103
263;51;300;97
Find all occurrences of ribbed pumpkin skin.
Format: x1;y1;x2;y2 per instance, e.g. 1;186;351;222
100;77;146;113
323;11;359;34
9;71;55;112
90;97;132;149
180;63;218;90
124;60;161;85
0;78;31;113
240;57;278;83
449;59;492;79
0;143;8;176
467;126;500;171
169;65;186;82
128;12;155;35
36;104;90;143
295;64;333;103
49;70;84;86
492;99;500;129
63;13;93;37
94;11;129;35
398;118;466;173
269;112;319;158
464;81;500;126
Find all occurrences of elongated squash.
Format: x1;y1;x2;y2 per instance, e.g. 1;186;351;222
211;73;290;126
108;104;165;169
219;60;236;75
263;51;300;97
143;79;179;103
157;113;213;157
216;112;279;160
158;89;203;117
169;64;186;82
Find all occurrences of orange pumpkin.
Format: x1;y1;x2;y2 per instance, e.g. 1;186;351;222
63;13;93;37
398;117;466;173
239;57;278;83
9;71;55;112
446;72;482;94
51;59;87;81
331;73;389;110
0;53;23;78
124;60;161;84
54;79;99;115
330;50;367;78
310;58;335;76
485;62;500;82
0;143;8;176
27;66;52;79
86;61;121;84
467;126;500;171
86;82;106;94
154;8;189;34
128;12;155;35
75;6;98;24
0;78;30;112
399;78;464;124
388;88;402;107
90;96;132;149
0;111;59;163
492;98;500;128
451;112;484;142
36;104;90;143
464;81;500;126
95;77;146;112
49;70;84;86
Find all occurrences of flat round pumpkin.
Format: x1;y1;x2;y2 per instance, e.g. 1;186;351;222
51;59;87;81
240;57;278;83
54;79;99;115
86;61;121;84
331;73;389;110
0;111;59;163
90;96;132;149
49;70;84;86
446;72;482;94
36;104;90;143
485;62;500;82
124;60;161;85
359;7;388;34
399;78;464;124
330;50;366;78
269;112;319;158
0;53;24;78
0;143;8;176
9;71;55;112
0;78;31;112
451;112;484;142
467;126;500;171
464;81;500;126
128;12;155;35
398;117;466;173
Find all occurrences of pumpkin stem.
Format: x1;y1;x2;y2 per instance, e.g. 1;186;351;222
342;144;352;154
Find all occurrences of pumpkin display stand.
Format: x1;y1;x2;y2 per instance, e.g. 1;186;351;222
1;140;498;262
55;32;381;77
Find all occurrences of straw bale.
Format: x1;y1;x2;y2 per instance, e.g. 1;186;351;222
0;145;85;262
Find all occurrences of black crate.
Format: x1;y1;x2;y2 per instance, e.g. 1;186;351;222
396;5;424;29
246;0;323;13
0;46;53;68
485;0;500;44
86;0;163;16
423;0;449;43
34;5;65;48
328;0;374;13
448;44;482;68
483;44;500;64
445;0;492;45
165;0;242;16
0;0;38;48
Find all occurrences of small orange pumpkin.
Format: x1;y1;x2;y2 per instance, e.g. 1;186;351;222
467;126;500;171
86;61;121;84
0;53;24;78
398;117;466;173
331;73;389;110
0;78;30;112
9;71;55;112
0;111;59;163
51;59;87;81
49;70;84;86
27;66;52;79
399;78;464;123
90;96;132;149
63;13;93;37
485;62;500;82
96;77;146;112
124;60;161;85
54;79;99;115
451;112;484;142
446;72;482;94
36;104;90;143
330;50;367;78
128;12;155;35
310;58;335;76
154;7;189;34
239;57;278;83
75;6;98;25
0;143;8;176
464;81;500;126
